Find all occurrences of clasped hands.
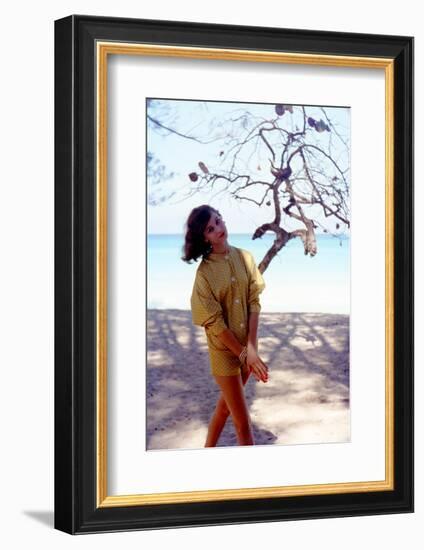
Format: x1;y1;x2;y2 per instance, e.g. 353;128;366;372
245;341;268;383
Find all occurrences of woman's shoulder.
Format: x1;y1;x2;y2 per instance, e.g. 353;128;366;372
192;259;217;291
195;253;225;279
194;258;211;278
232;246;254;263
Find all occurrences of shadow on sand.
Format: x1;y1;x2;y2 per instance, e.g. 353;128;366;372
146;310;349;450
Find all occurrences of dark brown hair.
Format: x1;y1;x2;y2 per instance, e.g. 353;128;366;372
181;205;220;263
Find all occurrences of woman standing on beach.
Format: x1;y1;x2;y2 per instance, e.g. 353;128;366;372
182;205;268;447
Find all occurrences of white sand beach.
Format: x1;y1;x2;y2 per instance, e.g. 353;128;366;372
147;310;350;450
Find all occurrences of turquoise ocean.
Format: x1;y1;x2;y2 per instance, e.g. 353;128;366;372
147;233;350;314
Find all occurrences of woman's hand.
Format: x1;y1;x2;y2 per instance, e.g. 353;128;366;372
246;342;268;383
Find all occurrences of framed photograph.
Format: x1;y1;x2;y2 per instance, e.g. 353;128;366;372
54;15;414;534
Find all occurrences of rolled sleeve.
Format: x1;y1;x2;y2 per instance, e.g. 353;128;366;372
247;252;265;314
191;272;228;336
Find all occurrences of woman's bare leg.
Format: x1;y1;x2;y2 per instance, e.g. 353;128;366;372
210;368;254;446
205;366;251;447
204;393;230;447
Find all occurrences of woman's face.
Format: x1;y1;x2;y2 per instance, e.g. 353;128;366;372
203;211;227;248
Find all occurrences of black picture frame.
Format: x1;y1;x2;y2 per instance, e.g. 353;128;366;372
54;14;414;534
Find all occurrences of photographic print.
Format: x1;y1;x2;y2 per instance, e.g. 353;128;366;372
146;98;351;451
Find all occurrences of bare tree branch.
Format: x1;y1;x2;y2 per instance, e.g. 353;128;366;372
147;101;350;272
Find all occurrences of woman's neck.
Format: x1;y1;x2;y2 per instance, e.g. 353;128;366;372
212;241;229;254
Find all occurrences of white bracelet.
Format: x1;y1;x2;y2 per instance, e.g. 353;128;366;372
239;346;247;364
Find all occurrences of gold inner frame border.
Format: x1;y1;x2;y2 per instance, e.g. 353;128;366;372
96;41;395;508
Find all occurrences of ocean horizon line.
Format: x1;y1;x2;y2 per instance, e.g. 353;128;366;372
148;232;350;313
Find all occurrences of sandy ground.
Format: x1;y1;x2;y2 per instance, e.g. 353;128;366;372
146;310;350;450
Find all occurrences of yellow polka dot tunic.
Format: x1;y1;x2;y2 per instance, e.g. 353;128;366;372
191;245;265;376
